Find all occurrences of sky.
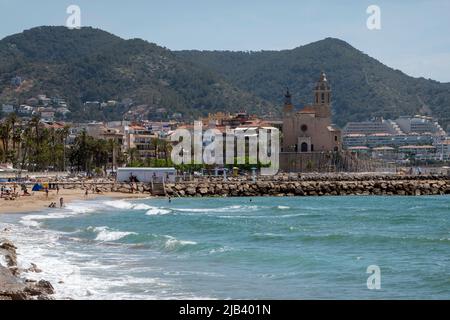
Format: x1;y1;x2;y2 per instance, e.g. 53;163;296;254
1;0;449;82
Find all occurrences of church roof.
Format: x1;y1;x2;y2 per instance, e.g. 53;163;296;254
298;106;316;114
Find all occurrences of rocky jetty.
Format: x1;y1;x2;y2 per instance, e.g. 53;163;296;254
164;174;450;197
0;239;54;300
9;173;449;198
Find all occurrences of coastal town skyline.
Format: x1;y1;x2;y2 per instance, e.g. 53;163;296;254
1;1;450;306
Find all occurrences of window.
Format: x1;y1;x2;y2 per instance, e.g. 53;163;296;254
301;124;308;132
311;144;314;152
335;135;338;141
321;93;325;103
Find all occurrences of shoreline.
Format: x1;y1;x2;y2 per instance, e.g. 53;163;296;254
0;189;151;215
1;173;450;214
0;188;151;299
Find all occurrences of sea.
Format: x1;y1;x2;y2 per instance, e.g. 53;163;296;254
1;195;450;300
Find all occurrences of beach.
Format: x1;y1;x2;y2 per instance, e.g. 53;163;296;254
0;187;150;214
0;185;151;299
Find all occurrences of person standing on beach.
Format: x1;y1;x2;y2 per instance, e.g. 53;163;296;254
85;188;88;198
60;197;64;208
45;187;49;199
56;184;60;195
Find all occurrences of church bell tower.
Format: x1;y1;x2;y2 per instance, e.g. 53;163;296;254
313;72;332;118
283;88;294;116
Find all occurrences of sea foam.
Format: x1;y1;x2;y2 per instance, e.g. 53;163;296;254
104;200;158;212
163;235;197;250
88;226;137;242
146;208;171;215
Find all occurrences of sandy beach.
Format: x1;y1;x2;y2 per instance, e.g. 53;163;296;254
0;188;150;214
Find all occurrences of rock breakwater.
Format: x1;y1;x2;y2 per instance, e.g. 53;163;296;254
164;174;450;197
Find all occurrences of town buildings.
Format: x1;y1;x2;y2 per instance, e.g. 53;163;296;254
343;115;448;161
1;75;449;172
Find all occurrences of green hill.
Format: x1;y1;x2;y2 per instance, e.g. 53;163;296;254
0;26;273;121
1;27;449;127
177;38;450;127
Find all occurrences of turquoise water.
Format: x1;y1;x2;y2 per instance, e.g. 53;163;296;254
2;195;450;299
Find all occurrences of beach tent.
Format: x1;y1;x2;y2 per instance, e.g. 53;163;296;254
32;183;43;192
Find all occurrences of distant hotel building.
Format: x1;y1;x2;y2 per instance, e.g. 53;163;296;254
343;115;449;161
343;115;446;149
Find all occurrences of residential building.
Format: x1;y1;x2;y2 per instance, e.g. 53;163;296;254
2;104;15;114
124;124;156;159
395;115;446;135
343;118;402;135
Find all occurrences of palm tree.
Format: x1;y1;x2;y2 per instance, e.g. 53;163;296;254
12;127;22;166
151;137;159;160
7;113;19;163
127;148;140;166
160;139;172;166
19;126;32;172
0;121;11;162
107;138;120;171
61;125;70;171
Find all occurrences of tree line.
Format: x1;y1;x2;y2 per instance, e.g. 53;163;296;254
0;113;173;174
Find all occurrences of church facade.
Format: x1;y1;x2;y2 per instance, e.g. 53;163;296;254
282;72;341;153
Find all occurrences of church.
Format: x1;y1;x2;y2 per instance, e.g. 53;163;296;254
282;72;341;153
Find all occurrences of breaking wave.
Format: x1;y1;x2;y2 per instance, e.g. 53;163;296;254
163;235;197;251
88;226;137;242
145;208;171;215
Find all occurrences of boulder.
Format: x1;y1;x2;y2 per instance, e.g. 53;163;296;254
186;187;197;196
0;240;18;268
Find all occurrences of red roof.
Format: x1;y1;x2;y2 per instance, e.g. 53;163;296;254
299;106;316;114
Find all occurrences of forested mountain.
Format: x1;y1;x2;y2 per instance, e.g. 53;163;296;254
178;38;450;127
1;27;449;127
0;26;273;121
